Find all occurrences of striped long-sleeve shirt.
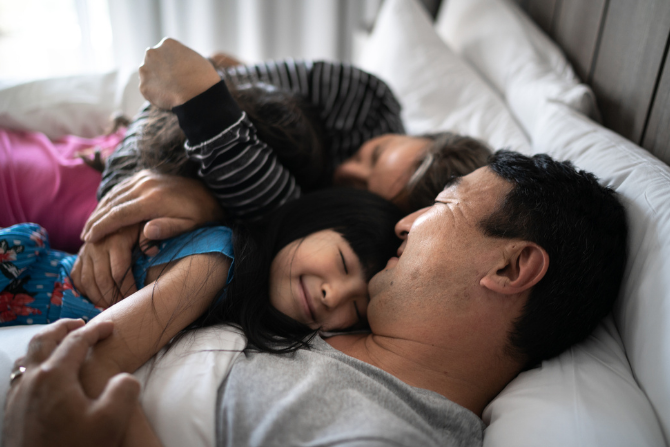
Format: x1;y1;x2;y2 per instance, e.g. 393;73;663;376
98;60;405;222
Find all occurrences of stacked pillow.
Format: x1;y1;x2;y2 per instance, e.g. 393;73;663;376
354;0;530;153
434;0;669;445
0;70;143;139
435;0;600;138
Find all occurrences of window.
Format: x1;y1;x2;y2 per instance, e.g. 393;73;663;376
0;0;114;83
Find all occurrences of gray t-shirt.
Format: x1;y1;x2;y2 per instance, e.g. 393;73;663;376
216;336;484;446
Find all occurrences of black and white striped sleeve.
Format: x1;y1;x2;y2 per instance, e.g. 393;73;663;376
174;81;300;222
98;59;405;223
223;60;405;167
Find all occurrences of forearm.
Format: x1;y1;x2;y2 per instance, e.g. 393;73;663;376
174;81;301;222
80;253;230;397
78;254;229;447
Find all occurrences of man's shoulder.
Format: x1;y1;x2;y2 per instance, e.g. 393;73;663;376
219;341;484;447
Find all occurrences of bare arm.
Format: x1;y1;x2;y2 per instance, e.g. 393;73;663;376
80;253;231;447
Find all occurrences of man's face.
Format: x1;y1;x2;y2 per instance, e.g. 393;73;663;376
333;134;431;201
367;167;513;330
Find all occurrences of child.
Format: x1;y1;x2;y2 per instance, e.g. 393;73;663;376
1;188;401;338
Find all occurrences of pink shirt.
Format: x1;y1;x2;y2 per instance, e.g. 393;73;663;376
0;128;125;254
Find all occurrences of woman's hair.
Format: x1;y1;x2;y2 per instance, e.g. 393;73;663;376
194;188;403;353
393;132;492;212
139;82;326;191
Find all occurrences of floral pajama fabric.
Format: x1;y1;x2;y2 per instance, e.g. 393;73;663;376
0;223;101;326
0;223;234;327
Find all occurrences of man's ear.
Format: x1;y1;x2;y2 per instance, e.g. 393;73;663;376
480;242;549;295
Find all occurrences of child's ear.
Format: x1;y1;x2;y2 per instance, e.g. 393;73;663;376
480;242;549;295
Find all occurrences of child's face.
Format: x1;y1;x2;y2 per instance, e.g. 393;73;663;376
269;230;369;331
332;134;431;201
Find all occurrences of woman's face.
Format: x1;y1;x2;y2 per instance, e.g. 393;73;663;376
333;134;431;200
269;230;369;331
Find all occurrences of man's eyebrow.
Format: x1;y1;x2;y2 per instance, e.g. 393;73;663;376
371;144;384;166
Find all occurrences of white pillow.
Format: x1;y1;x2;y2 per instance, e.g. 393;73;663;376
526;100;670;443
135;325;246;447
435;0;600;137
356;0;531;154
0;70;144;139
484;316;666;447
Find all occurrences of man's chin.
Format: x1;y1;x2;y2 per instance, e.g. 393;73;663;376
369;261;396;297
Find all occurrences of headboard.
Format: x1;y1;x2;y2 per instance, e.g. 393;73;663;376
425;0;670;167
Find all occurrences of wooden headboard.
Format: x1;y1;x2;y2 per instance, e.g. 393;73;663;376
423;0;670;167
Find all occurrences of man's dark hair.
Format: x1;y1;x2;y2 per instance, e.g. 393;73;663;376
482;150;628;368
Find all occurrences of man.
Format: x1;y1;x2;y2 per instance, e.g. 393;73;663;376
4;151;628;446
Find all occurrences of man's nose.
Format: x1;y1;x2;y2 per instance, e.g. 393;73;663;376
394;207;429;239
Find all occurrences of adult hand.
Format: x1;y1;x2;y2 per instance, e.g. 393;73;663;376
81;169;225;244
139;37;221;110
3;319;141;447
71;224;141;308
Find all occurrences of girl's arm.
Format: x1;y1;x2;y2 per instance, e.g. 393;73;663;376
80;252;231;447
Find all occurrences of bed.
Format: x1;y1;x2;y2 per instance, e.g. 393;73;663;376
1;0;669;446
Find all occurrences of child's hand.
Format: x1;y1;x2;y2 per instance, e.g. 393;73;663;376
139;37;221;110
71;224;141;308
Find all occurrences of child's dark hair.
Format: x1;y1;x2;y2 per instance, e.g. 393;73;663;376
194;188;403;353
138;82;326;191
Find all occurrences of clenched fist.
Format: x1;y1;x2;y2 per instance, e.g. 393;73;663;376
139;37;222;110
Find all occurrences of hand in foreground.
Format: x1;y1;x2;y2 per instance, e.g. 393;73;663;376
140;37;221;110
3;319;140;447
81;169;225;244
71;224;141;308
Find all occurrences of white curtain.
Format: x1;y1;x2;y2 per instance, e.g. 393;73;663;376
107;0;382;74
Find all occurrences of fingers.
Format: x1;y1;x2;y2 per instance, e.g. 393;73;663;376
82;179;138;240
76;224;141;306
24;319;86;368
89;374;141;446
85;198;147;243
43;320;115;375
82;171;151;241
91;373;141;427
78;248;106;307
144;217;198;241
91;246;119;307
109;241;138;297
